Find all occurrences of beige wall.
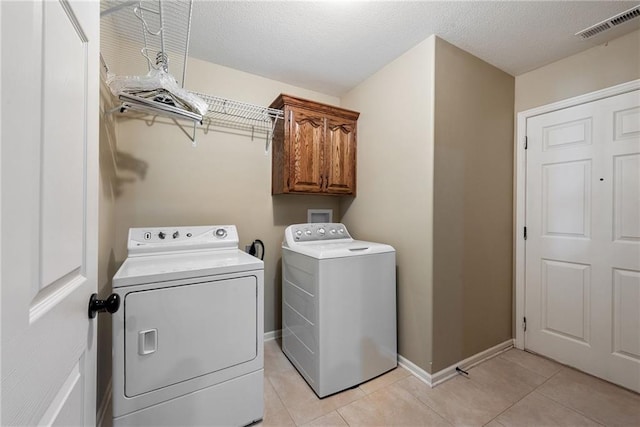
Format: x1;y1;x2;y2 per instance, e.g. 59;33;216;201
340;36;436;372
339;35;515;373
113;57;342;334
431;38;514;371
97;82;119;417
516;29;640;112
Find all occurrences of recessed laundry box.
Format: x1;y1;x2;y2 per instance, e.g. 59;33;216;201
281;223;397;398
112;225;264;426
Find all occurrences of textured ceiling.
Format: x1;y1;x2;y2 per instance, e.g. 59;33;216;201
187;1;640;96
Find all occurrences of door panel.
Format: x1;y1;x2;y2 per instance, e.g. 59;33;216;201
1;1;99;425
612;269;640;361
542;117;592;151
613;154;640;241
540;259;590;344
324;116;356;194
614;106;640;140
40;0;86;290
541;160;591;238
526;89;640;393
289;107;324;192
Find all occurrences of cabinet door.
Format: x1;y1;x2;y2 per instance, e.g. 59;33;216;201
289;107;325;192
324;116;356;194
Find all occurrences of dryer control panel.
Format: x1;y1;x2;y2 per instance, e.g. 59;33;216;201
127;225;239;256
284;223;353;245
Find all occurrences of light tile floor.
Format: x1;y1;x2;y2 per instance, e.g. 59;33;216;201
259;340;640;427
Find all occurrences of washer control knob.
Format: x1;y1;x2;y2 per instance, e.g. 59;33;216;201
338;228;344;234
305;229;312;236
330;229;337;235
295;230;303;237
172;231;179;239
215;228;227;238
158;232;166;239
317;228;326;236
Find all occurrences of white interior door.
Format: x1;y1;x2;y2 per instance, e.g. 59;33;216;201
1;1;99;425
525;89;640;392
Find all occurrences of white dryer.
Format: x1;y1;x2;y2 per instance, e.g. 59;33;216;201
112;225;263;426
282;223;397;398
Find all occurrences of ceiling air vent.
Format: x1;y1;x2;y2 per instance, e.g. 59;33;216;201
575;5;640;40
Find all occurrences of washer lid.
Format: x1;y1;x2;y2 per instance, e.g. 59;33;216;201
283;239;395;259
113;249;263;288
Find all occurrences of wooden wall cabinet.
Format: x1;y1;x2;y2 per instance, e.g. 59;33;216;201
270;94;359;196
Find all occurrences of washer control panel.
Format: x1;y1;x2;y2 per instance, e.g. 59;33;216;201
285;223;352;245
128;225;238;256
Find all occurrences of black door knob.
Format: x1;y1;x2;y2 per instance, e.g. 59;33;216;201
88;293;120;319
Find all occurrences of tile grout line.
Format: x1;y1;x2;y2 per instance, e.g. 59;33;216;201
265;343;315;426
496;352;561;380
480;378;552;425
470;360;567;426
266;355;368;426
264;370;299;426
359;369;412;396
406;390;455;426
363;375;455;426
335;410;350;426
406;383;460;426
532;369;607;427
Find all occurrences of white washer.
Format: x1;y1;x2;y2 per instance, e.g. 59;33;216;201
112;225;264;426
282;223;397;398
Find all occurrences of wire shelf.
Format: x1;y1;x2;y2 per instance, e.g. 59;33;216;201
195;92;284;138
100;0;283;149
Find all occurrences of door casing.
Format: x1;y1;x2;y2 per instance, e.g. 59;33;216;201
514;79;640;350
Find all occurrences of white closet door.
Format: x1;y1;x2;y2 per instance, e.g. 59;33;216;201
1;1;99;425
525;89;640;393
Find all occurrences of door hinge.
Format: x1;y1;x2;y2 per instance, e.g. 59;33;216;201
524;136;528;150
523;316;527;332
524;226;527;240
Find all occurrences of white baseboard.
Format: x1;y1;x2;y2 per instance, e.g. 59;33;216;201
429;339;514;387
264;329;282;342
96;380;112;427
399;339;514;388
398;355;433;385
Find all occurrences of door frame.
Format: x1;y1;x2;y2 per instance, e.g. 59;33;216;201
514;79;640;350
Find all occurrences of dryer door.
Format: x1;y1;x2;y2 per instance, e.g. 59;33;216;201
124;276;258;397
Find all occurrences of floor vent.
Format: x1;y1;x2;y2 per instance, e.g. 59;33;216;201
575;5;640;40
